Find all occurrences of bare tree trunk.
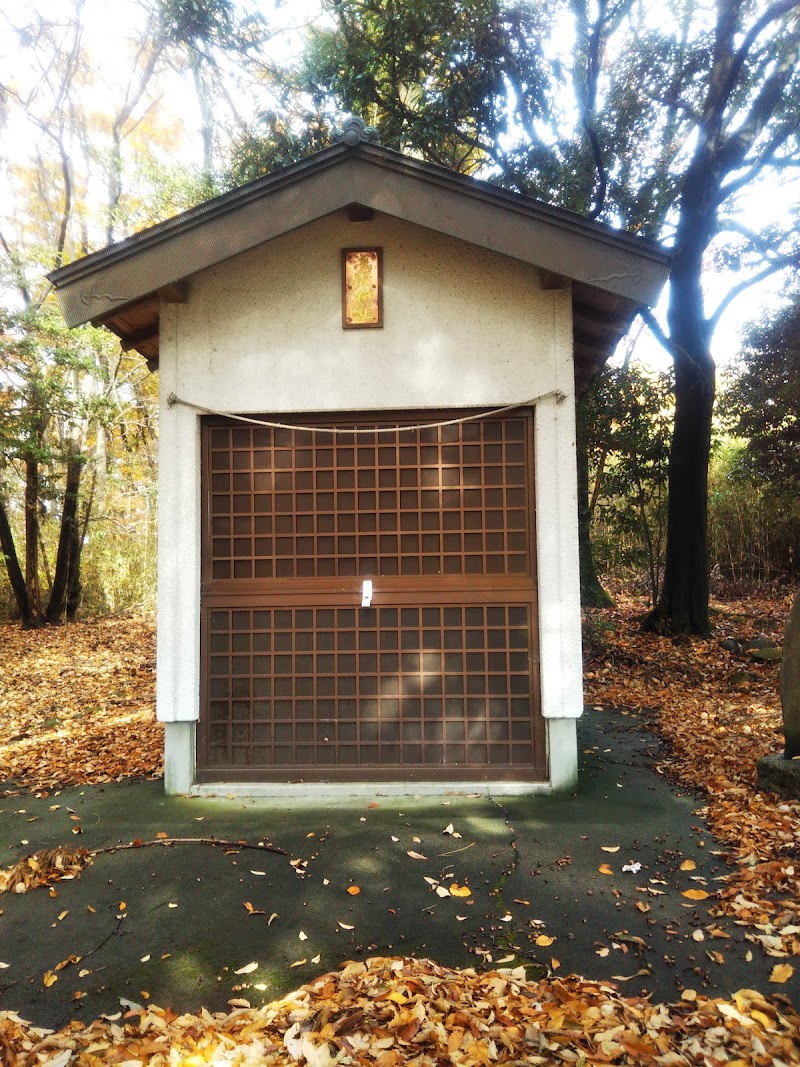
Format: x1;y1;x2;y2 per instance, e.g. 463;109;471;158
24;456;43;627
0;493;32;626
46;450;83;623
66;464;94;621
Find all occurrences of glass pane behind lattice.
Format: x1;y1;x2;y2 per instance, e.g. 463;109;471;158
207;418;530;580
205;605;535;769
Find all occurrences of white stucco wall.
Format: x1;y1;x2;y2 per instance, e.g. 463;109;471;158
157;210;583;792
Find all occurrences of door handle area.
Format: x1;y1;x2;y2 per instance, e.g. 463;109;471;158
361;579;373;608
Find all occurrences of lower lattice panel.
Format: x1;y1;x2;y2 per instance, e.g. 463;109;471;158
201;605;542;772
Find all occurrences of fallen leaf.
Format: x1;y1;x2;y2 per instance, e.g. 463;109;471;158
347;886;360;896
449;884;472;898
680;859;697;871
338;922;354;930
598;863;613;875
682;889;710;900
233;962;258;975
299;931;308;940
601;846;620;853
769;963;794;984
406;851;427;860
535;935;555;946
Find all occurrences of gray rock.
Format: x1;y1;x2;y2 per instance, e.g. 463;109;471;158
749;646;782;664
780;592;800;760
719;638;742;652
756;754;800;800
726;670;759;687
742;636;777;651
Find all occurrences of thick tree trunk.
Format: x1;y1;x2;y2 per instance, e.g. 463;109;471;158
576;413;613;607
0;493;33;626
45;452;83;623
643;169;715;636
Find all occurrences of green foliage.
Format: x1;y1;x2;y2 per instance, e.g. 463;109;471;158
227;113;332;182
708;439;800;589
719;291;800;495
227;0;558;186
585;359;673;604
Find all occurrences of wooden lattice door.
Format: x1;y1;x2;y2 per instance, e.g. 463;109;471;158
198;411;545;781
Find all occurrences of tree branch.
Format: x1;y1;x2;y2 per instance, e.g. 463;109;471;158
707;255;800;332
718;0;800;111
638;306;680;360
718;30;800;173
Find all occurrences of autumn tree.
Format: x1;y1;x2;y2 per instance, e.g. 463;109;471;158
236;0;800;634
0;3;182;624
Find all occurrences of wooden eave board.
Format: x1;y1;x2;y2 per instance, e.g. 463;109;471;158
50;144;670;332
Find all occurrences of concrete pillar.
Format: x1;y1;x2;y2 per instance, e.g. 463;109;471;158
164;721;196;794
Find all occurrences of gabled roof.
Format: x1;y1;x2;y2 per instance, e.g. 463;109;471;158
48;133;670;390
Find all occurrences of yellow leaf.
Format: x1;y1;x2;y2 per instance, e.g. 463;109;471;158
406;851;427;860
535;934;555;947
290;959;307;968
156;831;168;839
601;846;620;853
347;886;361;896
338;921;355;930
43;971;58;987
680;859;697;871
449;884;472;898
770;963;794;984
550;957;560;970
233;962;258;975
682;889;710;900
598;863;613;875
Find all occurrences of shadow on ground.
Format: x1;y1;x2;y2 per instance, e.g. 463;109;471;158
0;707;796;1028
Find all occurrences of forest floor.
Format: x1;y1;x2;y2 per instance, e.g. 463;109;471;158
0;596;798;1064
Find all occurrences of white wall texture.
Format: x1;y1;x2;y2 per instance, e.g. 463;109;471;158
157;210;583;793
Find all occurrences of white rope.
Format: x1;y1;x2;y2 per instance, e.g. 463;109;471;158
166;390;567;436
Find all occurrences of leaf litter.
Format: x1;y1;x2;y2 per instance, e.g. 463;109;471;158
1;603;799;1053
585;594;800;961
1;956;799;1065
0;616;161;794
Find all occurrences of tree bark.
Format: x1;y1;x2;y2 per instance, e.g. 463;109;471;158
24;455;43;627
0;493;32;626
642;165;716;636
46;451;83;623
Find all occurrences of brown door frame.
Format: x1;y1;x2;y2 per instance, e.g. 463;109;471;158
197;408;545;781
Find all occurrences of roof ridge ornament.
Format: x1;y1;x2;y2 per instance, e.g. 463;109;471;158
332;115;380;147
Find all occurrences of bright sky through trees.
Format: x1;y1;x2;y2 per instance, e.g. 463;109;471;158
0;0;796;367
